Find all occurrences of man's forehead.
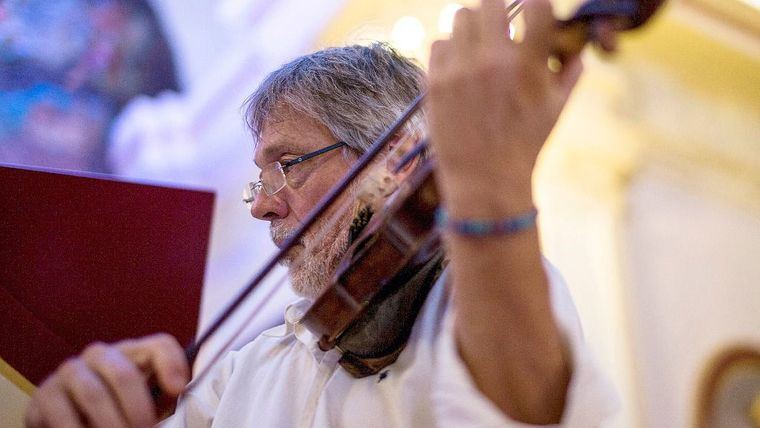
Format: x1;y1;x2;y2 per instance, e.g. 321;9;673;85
254;134;300;164
253;110;325;165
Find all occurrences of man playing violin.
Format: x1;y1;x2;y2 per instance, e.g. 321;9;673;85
25;0;620;426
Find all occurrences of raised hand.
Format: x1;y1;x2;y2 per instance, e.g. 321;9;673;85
428;0;582;217
426;0;580;423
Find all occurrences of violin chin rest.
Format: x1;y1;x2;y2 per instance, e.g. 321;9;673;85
335;251;445;378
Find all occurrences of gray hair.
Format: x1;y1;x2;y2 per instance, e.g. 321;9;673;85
243;43;425;154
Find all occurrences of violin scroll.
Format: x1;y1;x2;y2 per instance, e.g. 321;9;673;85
553;0;666;60
562;0;665;31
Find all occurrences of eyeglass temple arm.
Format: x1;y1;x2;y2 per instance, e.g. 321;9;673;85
282;141;347;168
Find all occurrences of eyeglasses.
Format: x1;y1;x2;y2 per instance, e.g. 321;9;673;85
243;141;347;209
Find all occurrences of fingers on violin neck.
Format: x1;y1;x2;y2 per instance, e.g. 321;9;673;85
452;7;478;45
480;0;513;44
590;19;619;52
522;0;556;58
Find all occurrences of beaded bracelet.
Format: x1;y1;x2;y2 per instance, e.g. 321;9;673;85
435;207;538;236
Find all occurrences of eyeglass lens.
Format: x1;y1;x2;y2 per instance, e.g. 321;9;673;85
243;141;346;209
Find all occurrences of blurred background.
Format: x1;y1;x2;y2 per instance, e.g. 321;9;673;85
1;0;758;426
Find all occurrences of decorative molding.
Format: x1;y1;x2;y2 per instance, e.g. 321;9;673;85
694;345;760;428
674;0;760;58
682;0;760;38
540;35;760;214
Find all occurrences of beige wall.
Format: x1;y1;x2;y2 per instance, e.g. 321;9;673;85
537;2;760;426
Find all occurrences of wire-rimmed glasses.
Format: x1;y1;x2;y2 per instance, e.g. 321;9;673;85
243;141;347;209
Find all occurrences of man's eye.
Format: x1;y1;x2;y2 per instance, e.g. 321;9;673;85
285;164;310;186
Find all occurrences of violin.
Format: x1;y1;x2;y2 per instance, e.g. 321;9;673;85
183;0;667;386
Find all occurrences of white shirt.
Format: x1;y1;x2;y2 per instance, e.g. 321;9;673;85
162;263;619;427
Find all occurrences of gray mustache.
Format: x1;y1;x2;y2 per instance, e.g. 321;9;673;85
270;223;295;245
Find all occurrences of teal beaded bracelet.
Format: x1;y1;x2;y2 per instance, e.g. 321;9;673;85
435;208;538;236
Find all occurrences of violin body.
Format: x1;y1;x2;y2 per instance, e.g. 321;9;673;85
302;162;441;369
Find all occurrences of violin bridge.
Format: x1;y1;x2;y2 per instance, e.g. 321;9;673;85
358;168;398;212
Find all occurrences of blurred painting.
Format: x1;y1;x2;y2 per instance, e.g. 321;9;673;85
0;0;178;172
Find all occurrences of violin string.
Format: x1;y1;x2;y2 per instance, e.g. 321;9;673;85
507;2;524;24
506;0;523;19
505;0;521;13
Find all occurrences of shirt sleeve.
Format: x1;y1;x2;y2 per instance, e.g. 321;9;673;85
431;261;620;427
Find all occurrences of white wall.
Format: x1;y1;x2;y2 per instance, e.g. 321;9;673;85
623;164;760;427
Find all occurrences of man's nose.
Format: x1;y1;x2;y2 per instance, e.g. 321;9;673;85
250;191;288;221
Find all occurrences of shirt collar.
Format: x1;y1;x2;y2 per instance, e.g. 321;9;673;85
278;298;322;351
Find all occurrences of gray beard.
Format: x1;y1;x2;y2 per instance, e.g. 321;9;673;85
270;215;350;300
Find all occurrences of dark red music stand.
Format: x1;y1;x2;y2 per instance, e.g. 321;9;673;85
0;163;213;384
